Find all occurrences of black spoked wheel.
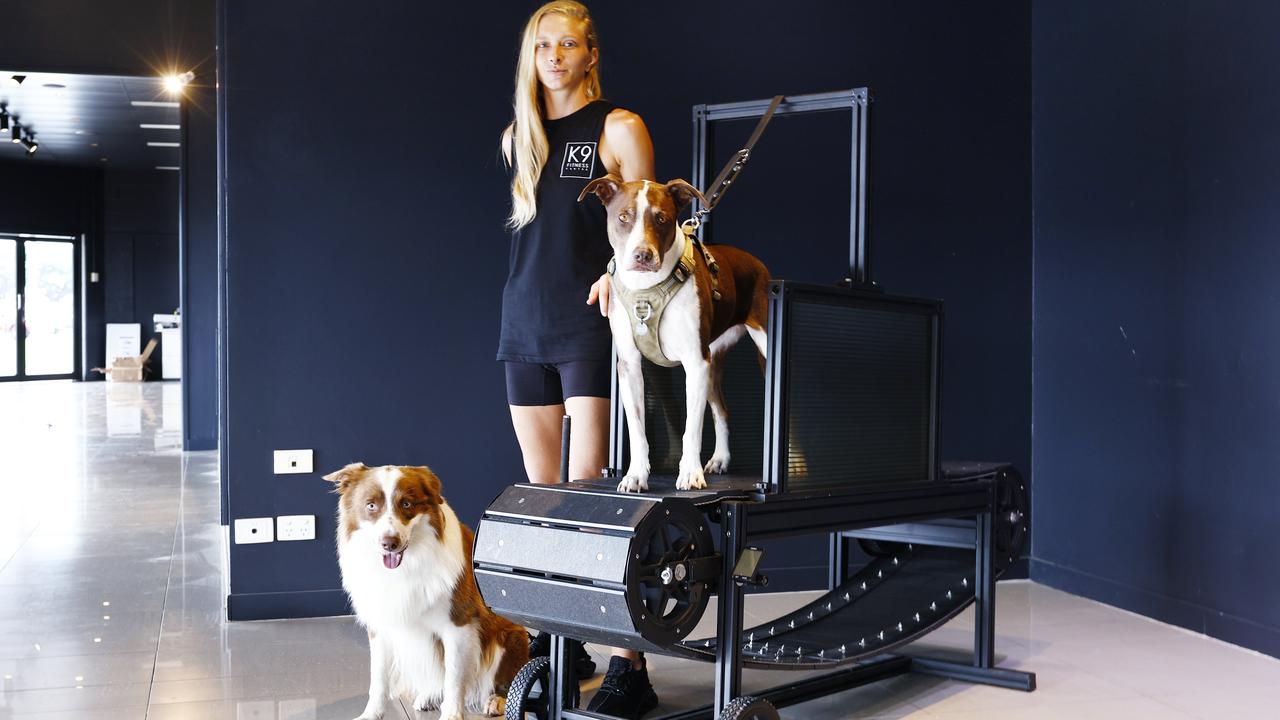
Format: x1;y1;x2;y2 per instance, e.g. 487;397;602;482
506;656;550;720
637;521;697;619
626;501;714;646
717;695;780;720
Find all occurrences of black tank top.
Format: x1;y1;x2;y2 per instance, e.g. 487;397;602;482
498;100;617;363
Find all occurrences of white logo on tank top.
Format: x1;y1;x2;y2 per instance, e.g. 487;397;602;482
560;141;597;179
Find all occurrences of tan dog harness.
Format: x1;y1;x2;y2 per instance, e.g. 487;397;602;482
608;225;719;367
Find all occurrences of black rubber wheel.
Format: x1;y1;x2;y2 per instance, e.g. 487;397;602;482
505;656;550;720
717;695;780;720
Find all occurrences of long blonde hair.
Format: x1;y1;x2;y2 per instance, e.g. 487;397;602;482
507;1;602;230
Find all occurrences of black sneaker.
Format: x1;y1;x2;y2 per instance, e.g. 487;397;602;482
586;655;659;719
528;631;597;680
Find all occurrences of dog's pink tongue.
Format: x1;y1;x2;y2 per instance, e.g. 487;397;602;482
382;551;403;570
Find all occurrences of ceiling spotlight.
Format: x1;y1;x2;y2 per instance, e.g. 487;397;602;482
0;113;8;133
24;138;38;155
10;124;20;143
9;75;26;87
163;71;195;94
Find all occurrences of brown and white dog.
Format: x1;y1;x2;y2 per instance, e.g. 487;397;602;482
324;463;528;720
579;175;770;492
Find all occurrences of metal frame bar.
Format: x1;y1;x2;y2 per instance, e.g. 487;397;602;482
607;345;622;475
828;532;849;589
760;282;789;493
850;89;870;286
691;89;870;285
714;501;747;715
975;491;996;668
549;634;578;716
910;657;1036;692
743;481;988;541
843;520;978;549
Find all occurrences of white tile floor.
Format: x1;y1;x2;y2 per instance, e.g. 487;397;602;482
1;380;1277;719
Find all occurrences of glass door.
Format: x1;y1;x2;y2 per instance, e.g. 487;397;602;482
0;235;79;381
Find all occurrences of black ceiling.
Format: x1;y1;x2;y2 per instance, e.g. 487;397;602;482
0;71;181;170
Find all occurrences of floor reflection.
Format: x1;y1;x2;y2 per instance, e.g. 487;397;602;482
0;381;1276;719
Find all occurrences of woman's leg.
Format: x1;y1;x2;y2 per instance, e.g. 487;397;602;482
506;362;567;485
509;404;568;484
563;395;610;482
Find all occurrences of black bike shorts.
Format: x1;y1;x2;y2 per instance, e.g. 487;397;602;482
504;360;612;406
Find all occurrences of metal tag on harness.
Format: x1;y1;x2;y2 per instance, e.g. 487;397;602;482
633;301;653;336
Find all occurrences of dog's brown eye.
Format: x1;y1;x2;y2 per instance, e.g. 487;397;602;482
365;502;376;511
655;213;668;224
618;213;630;223
401;500;411;509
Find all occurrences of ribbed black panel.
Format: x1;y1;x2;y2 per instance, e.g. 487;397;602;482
634;340;765;476
785;301;932;492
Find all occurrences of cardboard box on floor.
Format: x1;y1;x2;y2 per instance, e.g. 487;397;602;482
93;338;158;382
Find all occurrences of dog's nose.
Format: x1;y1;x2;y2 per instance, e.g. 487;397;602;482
380;535;400;551
632;248;654;266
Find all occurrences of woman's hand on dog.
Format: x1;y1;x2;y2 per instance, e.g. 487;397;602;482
587;273;612;317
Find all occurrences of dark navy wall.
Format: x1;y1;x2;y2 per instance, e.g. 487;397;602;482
1032;0;1280;657
221;0;1031;618
103;169;179;378
0;0;218;449
182;85;219;450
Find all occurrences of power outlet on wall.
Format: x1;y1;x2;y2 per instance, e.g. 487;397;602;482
277;515;316;541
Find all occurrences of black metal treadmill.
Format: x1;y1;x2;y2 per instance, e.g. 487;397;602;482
475;90;1035;720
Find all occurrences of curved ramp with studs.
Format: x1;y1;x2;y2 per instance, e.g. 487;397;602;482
666;463;1026;668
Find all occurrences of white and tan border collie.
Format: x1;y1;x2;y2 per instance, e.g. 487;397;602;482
324;463;528;720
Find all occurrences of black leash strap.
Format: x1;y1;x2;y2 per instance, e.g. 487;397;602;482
695;94;783;220
679;94;782;303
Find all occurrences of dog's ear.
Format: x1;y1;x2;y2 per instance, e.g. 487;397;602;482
322;462;368;493
578;173;623;205
407;466;442;504
665;179;706;211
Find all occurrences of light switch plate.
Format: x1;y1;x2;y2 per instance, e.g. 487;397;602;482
233;517;274;544
273;449;313;475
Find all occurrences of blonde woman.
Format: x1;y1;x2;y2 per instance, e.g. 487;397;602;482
499;2;659;717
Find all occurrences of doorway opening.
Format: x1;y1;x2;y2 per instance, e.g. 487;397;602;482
0;232;79;381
